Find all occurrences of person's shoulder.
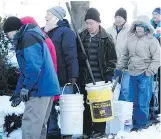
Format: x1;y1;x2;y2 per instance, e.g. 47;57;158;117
57;26;74;35
150;36;160;44
22;32;41;48
106;26;114;33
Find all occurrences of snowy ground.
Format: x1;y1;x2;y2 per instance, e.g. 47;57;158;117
0;96;161;139
5;122;161;139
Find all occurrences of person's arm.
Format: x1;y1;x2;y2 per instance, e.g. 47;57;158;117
62;29;79;80
15;72;24;94
22;33;43;90
147;38;160;75
105;33;117;77
116;40;129;70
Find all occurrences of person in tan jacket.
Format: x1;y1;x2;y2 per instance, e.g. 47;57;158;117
106;8;130;59
107;8;130;101
117;15;160;130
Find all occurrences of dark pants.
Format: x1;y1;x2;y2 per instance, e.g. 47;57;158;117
47;101;60;136
80;84;106;135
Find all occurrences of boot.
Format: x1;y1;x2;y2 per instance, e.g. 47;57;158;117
90;132;108;139
77;134;89;139
47;134;61;139
62;135;72;139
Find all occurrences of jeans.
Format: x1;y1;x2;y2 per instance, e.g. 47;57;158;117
114;70;130;101
129;73;153;129
119;71;130;101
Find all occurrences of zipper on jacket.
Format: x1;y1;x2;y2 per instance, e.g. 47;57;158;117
85;37;92;83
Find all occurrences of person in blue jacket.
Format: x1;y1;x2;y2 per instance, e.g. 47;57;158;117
151;7;160;42
150;7;160;121
44;6;79;139
3;16;60;139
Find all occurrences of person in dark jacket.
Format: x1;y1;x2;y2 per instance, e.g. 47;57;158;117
44;6;79;139
78;8;117;139
3;16;60;139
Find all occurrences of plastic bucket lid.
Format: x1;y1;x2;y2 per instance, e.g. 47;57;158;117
86;81;105;87
60;106;84;111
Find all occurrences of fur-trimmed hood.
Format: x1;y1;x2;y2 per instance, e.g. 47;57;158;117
128;15;154;38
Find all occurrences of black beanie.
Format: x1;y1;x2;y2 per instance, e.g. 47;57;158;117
85;8;101;22
115;8;127;21
3;16;23;33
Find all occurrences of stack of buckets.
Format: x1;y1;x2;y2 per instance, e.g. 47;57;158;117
0;111;4;139
106;101;133;134
59;83;84;136
85;81;114;123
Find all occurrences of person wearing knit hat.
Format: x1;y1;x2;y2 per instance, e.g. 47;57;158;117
3;16;60;139
107;8;130;108
78;8;117;139
85;8;101;23
84;8;102;36
44;6;79;139
153;7;160;15
151;7;160;41
115;8;127;26
117;15;160;130
44;6;66;32
47;6;66;21
3;16;23;39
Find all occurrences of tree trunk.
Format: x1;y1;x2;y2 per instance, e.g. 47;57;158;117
70;1;90;32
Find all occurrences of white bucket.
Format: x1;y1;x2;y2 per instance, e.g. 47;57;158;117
106;101;133;134
0;111;5;138
60;83;84;135
59;94;84;106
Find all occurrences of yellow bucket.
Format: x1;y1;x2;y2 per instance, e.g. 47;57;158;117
85;82;114;122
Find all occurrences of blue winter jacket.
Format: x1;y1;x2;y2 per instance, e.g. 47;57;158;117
14;24;60;97
47;19;79;86
151;19;161;42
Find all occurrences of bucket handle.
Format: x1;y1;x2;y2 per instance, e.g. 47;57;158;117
62;83;80;95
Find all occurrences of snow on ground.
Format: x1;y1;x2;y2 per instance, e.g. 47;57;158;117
4;129;22;139
111;122;161;139
0;96;24;115
0;96;161;139
4;122;161;139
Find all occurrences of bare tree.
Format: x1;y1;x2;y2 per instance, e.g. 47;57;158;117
70;1;90;32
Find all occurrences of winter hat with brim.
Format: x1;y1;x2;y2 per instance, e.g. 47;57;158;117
85;8;101;22
153;7;160;14
115;8;127;21
47;6;66;20
3;16;23;33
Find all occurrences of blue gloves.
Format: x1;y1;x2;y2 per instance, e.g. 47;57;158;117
114;69;122;79
114;69;123;83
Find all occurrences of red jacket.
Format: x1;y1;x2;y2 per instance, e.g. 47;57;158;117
20;16;60;101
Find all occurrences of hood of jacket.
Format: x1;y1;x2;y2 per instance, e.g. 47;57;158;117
18;23;45;39
57;19;70;28
128;15;154;38
20;16;39;26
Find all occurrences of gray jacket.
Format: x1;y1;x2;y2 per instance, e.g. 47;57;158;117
117;15;160;76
